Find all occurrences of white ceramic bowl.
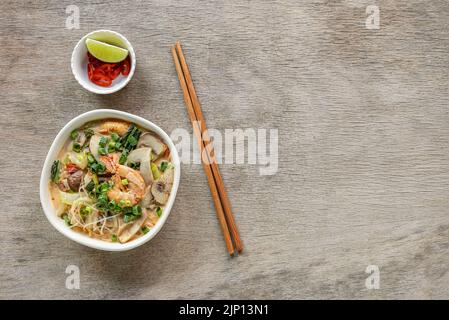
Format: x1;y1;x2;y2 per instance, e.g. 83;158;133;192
40;109;180;251
71;30;136;94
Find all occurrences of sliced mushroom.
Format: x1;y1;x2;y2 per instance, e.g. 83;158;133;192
67;170;84;191
89;134;102;161
138;133;167;157
127;147;153;184
140;185;154;208
118;210;148;243
151;166;174;205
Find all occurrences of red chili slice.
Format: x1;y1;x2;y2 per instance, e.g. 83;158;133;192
121;56;131;76
86;53;129;87
66;163;79;174
109;65;122;80
87;63;94;79
91;74;112;87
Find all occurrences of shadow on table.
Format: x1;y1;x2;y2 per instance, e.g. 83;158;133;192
84;229;180;291
89;65;151;114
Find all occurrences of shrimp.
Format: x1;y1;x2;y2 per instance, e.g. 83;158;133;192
100;154;119;174
99;120;130;136
107;163;145;206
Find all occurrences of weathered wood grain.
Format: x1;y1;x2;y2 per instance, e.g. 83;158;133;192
1;0;449;299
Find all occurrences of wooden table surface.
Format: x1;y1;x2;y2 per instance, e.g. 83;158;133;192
1;0;449;299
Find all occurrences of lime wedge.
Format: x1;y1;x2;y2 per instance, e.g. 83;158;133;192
85;38;129;63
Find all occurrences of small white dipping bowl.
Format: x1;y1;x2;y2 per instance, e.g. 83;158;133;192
71;30;136;94
40;109;180;251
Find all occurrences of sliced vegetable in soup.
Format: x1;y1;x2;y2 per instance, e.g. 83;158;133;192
48;119;174;243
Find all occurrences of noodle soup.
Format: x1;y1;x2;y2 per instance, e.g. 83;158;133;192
48;119;174;243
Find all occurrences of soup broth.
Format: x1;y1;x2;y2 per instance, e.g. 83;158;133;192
49;119;174;243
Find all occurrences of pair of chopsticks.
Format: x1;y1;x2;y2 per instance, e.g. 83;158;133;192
171;41;243;256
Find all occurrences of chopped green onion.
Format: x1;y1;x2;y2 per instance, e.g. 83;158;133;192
119;199;126;207
96;162;106;173
121;178;128;186
108;141;116;153
107;200;116;211
129;162;140;170
123;214;137;223
99;137;108;147
92;173;98;185
111;133;120;142
151;163;160;180
119;150;129;165
70;130;79;140
156;207;162;217
84;128;94;139
127;135;138;146
99;182;109;193
111;234;118;242
80;206;92;217
90;163;98;172
62;214;71;225
141;226;150;234
132;205;142;216
98;147;107;155
86;180;95;192
87;153;95;164
160;161;169;172
73;143;82;153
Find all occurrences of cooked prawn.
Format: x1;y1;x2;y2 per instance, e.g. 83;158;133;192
100;154;119;174
107;162;145;206
99;120;130;136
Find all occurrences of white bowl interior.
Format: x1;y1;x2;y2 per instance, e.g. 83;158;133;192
71;30;136;94
40;110;180;251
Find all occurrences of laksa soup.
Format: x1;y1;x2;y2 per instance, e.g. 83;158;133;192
49;119;174;243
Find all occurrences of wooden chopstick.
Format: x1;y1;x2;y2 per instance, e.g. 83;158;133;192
171;45;235;256
175;41;243;253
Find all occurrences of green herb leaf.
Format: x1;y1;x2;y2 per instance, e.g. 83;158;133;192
156;207;162;217
51;160;61;183
111;234;118;242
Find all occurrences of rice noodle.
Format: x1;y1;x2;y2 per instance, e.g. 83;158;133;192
50;119;172;243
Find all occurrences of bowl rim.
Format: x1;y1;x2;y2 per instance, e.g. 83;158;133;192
39;109;180;251
71;30;136;95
